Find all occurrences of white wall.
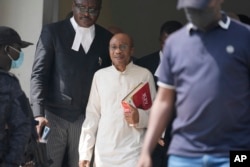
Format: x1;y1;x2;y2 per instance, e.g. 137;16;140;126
0;0;44;98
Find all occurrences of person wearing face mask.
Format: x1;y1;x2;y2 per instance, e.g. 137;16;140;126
137;0;250;167
30;0;113;166
78;33;156;167
0;26;33;166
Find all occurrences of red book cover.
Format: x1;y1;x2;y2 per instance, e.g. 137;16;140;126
122;82;152;110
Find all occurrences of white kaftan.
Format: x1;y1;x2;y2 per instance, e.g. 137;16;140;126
79;62;156;167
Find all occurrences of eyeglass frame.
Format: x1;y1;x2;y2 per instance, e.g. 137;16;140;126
109;44;131;51
8;45;21;53
4;45;21;55
73;1;100;16
4;45;21;61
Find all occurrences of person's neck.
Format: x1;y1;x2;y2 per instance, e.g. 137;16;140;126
115;65;126;72
0;64;8;71
200;22;218;32
201;13;222;32
114;61;132;72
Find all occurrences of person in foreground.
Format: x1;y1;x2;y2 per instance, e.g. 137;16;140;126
137;0;250;167
0;26;32;166
30;0;113;166
135;20;182;167
78;33;156;167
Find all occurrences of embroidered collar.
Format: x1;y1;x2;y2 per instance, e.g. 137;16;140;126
112;61;134;74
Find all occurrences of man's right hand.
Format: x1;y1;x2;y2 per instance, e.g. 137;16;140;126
136;152;152;167
79;160;90;167
35;117;48;138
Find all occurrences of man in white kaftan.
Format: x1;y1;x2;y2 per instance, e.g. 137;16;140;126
79;33;156;167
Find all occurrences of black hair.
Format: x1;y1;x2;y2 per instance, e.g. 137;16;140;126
160;20;183;36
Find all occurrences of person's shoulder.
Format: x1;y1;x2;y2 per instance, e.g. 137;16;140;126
95;24;111;32
135;51;160;66
0;70;18;81
40;19;73;39
43;19;70;30
229;19;250;41
169;26;186;40
95;24;113;38
0;70;20;93
230;18;250;31
165;26;187;48
95;65;112;75
137;51;159;62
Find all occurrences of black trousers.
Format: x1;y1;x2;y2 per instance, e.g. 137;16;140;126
152;143;168;167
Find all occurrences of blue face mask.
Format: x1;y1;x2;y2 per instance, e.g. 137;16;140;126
11;51;24;68
7;46;24;69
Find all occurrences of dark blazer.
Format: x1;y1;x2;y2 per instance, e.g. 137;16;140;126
0;70;31;165
135;51;160;89
30;19;113;122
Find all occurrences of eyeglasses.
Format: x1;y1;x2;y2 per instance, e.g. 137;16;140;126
5;45;21;61
109;45;130;51
74;2;99;16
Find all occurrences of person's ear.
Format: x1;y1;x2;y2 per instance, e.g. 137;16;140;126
4;45;9;54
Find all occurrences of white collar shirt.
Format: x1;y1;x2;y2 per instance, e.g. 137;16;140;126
70;17;95;53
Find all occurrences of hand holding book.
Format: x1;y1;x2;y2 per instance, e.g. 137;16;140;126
121;82;152;110
123;102;139;127
121;82;152;127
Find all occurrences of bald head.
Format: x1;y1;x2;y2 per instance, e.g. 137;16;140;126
109;33;134;72
110;33;134;48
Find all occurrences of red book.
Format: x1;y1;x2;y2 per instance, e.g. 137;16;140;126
121;82;152;110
